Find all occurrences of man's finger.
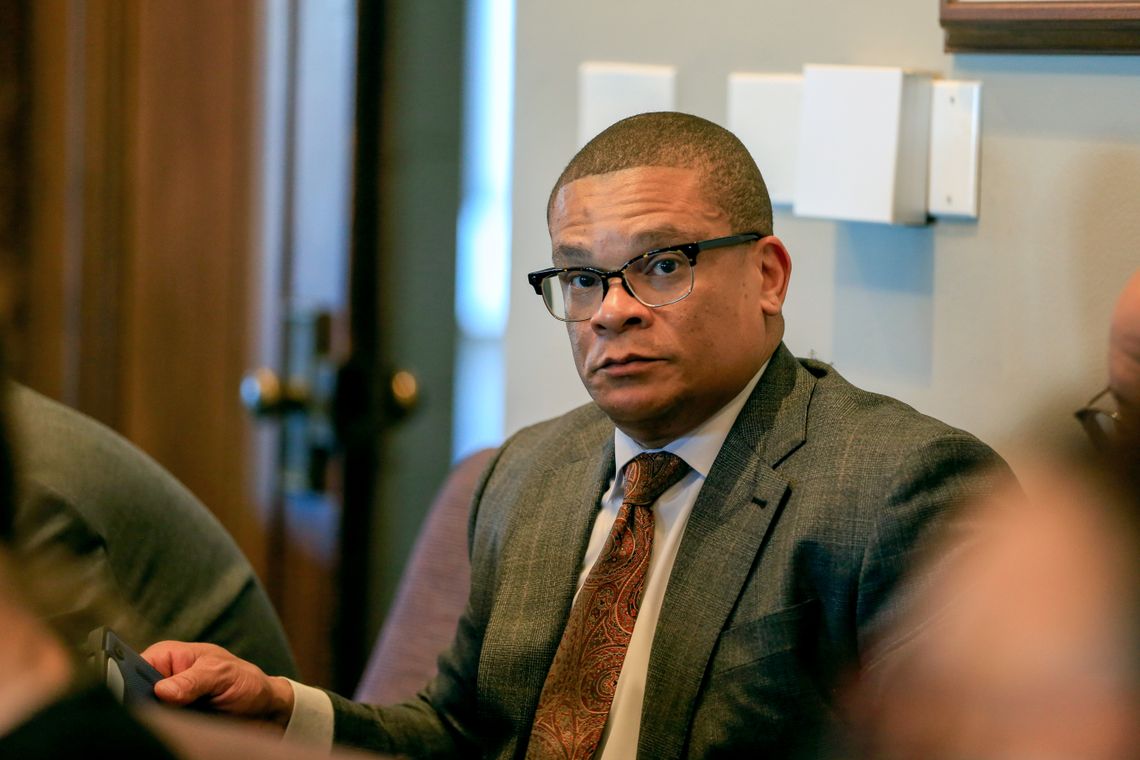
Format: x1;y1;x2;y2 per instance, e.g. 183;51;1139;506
142;641;227;677
152;665;225;706
153;674;193;704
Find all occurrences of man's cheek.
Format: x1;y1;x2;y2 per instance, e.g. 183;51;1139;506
568;332;591;381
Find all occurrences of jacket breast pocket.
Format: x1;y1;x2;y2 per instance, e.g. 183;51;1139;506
708;598;820;677
689;599;829;756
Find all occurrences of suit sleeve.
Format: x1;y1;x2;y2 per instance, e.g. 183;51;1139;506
327;589;490;757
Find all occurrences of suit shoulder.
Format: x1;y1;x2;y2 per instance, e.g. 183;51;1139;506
9;383;185;492
799;359;992;450
6;383;242;554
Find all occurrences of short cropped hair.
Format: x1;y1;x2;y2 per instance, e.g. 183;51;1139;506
548;112;773;236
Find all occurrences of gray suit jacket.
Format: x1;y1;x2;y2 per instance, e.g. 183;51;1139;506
332;344;1005;758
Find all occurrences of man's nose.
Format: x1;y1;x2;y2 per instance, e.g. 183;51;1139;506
591;275;648;329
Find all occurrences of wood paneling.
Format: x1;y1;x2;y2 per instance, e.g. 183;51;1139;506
0;0;21;328
18;0;76;397
123;0;265;574
17;0;268;575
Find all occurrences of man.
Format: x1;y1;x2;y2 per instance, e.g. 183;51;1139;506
7;382;298;678
144;112;1005;758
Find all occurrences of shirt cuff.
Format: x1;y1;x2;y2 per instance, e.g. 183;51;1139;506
282;678;334;749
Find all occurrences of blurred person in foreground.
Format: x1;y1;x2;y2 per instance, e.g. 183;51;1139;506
1107;269;1140;426
847;270;1140;759
1077;268;1140;451
5;381;298;678
0;536;384;759
846;440;1139;760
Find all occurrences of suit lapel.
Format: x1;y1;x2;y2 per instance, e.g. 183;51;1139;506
481;425;616;735
519;435;616;657
638;344;814;759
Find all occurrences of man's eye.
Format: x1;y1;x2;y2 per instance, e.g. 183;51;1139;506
564;272;600;289
646;254;684;276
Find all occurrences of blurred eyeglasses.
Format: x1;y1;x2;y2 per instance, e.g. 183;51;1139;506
1074;386;1122;452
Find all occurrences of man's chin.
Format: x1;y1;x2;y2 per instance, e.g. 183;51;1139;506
590;388;662;419
591;394;681;443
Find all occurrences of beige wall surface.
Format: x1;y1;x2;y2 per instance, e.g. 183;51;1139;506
505;0;1140;457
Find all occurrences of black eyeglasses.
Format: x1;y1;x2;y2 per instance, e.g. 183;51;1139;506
1075;386;1122;452
527;233;763;322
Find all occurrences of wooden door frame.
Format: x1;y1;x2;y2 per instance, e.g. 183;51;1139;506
348;0;463;694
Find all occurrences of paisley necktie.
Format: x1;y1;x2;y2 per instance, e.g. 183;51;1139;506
526;451;690;760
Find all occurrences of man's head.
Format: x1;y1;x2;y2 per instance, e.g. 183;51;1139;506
548;112;773;236
544;112;790;447
1109;269;1140;425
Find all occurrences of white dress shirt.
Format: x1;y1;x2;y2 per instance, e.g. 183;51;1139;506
286;362;769;755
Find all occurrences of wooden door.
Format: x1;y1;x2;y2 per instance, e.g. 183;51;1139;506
236;0;466;692
0;0;21;326
8;0;464;695
271;0;465;693
351;0;464;692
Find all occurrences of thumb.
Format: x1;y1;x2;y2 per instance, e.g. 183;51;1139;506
153;672;207;705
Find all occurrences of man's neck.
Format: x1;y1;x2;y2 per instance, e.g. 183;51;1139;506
614;359;770;478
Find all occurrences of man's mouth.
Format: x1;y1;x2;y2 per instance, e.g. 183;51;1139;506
595;354;661;376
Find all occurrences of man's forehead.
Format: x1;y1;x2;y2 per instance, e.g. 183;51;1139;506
552;224;702;263
626;224;699;246
552;165;705;202
549;167;723;237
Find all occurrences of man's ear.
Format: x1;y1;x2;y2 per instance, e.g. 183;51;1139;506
755;236;791;316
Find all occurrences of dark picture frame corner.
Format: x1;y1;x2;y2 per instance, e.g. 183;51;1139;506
940;0;1140;53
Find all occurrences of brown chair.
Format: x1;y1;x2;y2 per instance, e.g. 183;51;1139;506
354;448;495;704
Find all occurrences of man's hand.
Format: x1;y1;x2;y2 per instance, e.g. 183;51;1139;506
142;641;295;729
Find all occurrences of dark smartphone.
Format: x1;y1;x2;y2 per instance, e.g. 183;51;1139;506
88;627;163;707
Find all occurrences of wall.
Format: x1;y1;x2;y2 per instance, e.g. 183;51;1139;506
505;0;1140;458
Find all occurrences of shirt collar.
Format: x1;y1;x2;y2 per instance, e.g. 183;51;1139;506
613;359;770;480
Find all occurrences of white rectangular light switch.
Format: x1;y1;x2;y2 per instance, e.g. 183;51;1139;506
928;80;982;219
578;62;676;148
727;73;802;206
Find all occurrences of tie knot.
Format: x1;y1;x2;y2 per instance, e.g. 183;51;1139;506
622;452;689;507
